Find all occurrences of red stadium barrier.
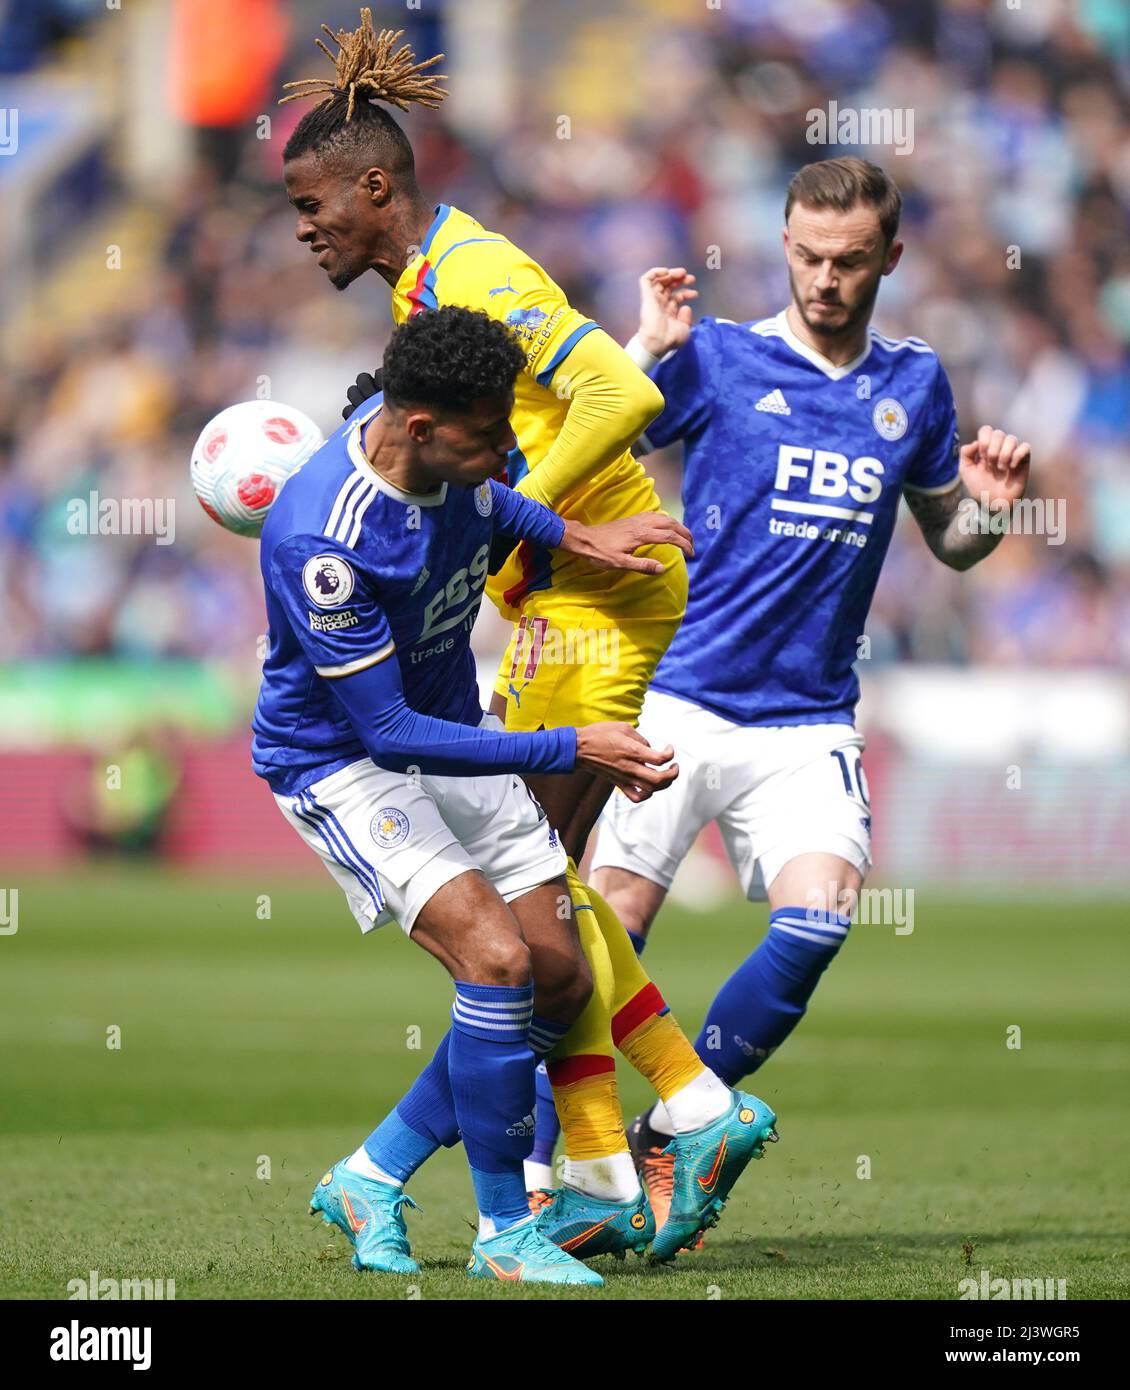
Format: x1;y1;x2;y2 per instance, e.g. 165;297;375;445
1;739;1125;888
0;741;302;869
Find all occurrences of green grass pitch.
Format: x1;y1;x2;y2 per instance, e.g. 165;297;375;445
1;867;1126;1300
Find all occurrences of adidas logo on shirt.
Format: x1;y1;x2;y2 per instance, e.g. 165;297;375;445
506;1112;537;1137
755;389;791;415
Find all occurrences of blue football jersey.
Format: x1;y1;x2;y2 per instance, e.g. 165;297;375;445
642;310;960;726
252;397;571;794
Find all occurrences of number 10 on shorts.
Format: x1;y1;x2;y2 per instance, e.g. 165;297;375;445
831;747;870;805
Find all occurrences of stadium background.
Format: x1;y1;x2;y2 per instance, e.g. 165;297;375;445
0;0;1127;1300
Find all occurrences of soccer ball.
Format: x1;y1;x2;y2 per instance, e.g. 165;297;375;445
190;400;324;537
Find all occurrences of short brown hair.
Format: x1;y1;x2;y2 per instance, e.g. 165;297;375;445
785;157;902;245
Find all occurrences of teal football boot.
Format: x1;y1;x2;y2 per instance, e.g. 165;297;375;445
309;1159;419;1274
467;1215;604;1286
535;1184;655;1259
650;1090;779;1262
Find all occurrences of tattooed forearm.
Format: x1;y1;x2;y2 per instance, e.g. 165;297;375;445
903;481;1003;571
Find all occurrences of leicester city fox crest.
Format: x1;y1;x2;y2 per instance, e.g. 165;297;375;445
872;397;908;441
371;808;410;849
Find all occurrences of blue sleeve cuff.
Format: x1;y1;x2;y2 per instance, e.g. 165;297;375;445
489;479;565;549
548;724;577;773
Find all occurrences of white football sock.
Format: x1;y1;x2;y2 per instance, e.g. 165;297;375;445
345;1145;402;1188
563;1153;641;1203
523;1159;555;1193
657;1069;732;1134
479;1211;534;1239
648;1100;677;1137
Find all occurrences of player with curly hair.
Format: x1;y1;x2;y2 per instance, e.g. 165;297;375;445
276;9;779;1264
254;306;693;1285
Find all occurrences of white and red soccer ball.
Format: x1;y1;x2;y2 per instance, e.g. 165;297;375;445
190;400;324;537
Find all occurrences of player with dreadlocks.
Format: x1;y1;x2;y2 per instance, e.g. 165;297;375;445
280;9;778;1269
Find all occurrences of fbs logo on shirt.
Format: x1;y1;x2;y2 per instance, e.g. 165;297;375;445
419;543;491;641
773;446;885;505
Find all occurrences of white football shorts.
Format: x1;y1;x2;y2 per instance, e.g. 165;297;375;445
274;717;567;935
592;689;872;901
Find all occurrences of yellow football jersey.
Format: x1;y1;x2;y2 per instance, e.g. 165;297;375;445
391;204;667;620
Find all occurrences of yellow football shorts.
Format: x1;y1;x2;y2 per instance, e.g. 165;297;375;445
494;544;688;731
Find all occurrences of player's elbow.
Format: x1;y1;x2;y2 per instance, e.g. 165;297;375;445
362;730;416;775
626;374;665;436
931;539;982;573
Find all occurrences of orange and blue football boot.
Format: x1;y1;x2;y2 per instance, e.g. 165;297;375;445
309;1159;419;1274
649;1090;779;1261
627;1114;685;1244
534;1184;655;1259
467;1215;604;1286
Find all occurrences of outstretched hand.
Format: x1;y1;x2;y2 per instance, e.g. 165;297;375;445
575;721;678;803
959;426;1031;506
560;512;694;574
637;267;698;358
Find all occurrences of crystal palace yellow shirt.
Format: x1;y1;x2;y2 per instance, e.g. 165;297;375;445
391;204;668;619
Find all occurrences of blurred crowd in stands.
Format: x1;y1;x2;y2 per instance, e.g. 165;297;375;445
2;0;1128;672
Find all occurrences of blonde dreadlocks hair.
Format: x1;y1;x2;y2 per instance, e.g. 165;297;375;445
280;9;447;176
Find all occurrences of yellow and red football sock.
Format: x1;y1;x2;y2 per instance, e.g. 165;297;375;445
588;880;731;1131
541;869;639;1200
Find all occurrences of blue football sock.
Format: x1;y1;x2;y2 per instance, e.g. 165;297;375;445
626;930;647;956
694;906;851;1086
526;1015;569;1171
526;1010;572;1171
363;1030;460;1183
526;1014;569;1059
449;980;536;1232
531;1061;559;1168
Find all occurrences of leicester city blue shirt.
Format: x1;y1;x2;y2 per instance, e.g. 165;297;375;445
252;396;575;794
641;310;960;726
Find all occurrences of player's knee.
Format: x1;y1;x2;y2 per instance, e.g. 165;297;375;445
533;953;592;1025
594;870;658;940
467;932;532;988
613;895;655;941
558;956;594;1024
